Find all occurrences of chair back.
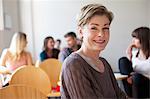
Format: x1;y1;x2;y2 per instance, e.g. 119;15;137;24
118;57;133;75
39;59;62;87
9;66;51;95
0;84;47;99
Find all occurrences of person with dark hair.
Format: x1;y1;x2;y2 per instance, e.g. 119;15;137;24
126;27;150;98
58;32;81;62
61;4;127;99
54;39;61;50
64;32;77;38
40;36;60;61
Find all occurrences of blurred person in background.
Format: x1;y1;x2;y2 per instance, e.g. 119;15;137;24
0;32;33;87
126;27;150;98
58;32;81;62
54;39;61;50
40;36;60;62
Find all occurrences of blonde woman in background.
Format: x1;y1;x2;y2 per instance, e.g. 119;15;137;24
0;32;33;87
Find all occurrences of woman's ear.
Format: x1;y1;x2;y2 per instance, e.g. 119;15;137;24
78;26;83;40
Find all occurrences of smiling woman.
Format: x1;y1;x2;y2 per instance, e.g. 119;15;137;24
61;4;127;99
40;36;60;62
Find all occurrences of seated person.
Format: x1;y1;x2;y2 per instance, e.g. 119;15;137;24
58;32;81;62
40;36;60;61
126;27;150;98
54;39;61;50
0;32;33;87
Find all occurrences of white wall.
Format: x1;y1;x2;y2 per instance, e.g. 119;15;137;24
0;0;4;52
0;0;4;30
0;0;19;53
32;0;82;60
19;0;149;71
19;0;35;61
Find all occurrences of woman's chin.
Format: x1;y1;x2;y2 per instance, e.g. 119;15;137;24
93;47;105;52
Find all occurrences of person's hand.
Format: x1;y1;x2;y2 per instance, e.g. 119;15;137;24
126;44;136;61
127;76;132;84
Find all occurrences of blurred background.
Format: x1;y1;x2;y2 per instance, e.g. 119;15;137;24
0;0;149;72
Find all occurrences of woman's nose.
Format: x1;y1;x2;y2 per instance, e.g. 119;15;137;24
98;31;104;37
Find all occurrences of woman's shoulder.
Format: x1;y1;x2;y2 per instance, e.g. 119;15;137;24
64;53;83;64
99;57;109;65
132;55;150;62
23;51;30;54
23;51;32;57
40;50;46;55
62;53;85;70
132;56;150;66
99;57;112;70
1;48;9;56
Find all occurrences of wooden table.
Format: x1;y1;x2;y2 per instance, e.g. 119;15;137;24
114;72;128;92
47;92;60;97
114;72;128;80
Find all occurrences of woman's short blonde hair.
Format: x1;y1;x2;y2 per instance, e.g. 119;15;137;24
77;4;114;27
9;32;27;60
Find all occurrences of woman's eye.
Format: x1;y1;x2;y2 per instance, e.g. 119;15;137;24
103;28;109;30
103;28;109;31
91;27;98;30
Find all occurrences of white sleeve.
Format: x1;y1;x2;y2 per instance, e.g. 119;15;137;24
132;57;150;79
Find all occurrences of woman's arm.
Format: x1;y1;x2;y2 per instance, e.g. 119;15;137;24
0;49;7;66
0;49;11;74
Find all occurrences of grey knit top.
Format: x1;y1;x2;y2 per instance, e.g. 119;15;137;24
61;53;127;99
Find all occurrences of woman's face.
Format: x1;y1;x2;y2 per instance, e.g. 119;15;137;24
23;40;27;48
79;15;110;51
132;37;141;48
47;39;55;49
20;38;27;49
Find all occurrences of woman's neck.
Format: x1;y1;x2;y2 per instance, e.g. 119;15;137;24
78;45;100;60
77;45;105;73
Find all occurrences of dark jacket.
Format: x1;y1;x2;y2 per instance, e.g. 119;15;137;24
58;45;81;62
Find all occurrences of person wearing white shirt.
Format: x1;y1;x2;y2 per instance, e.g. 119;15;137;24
131;49;150;79
126;27;150;98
